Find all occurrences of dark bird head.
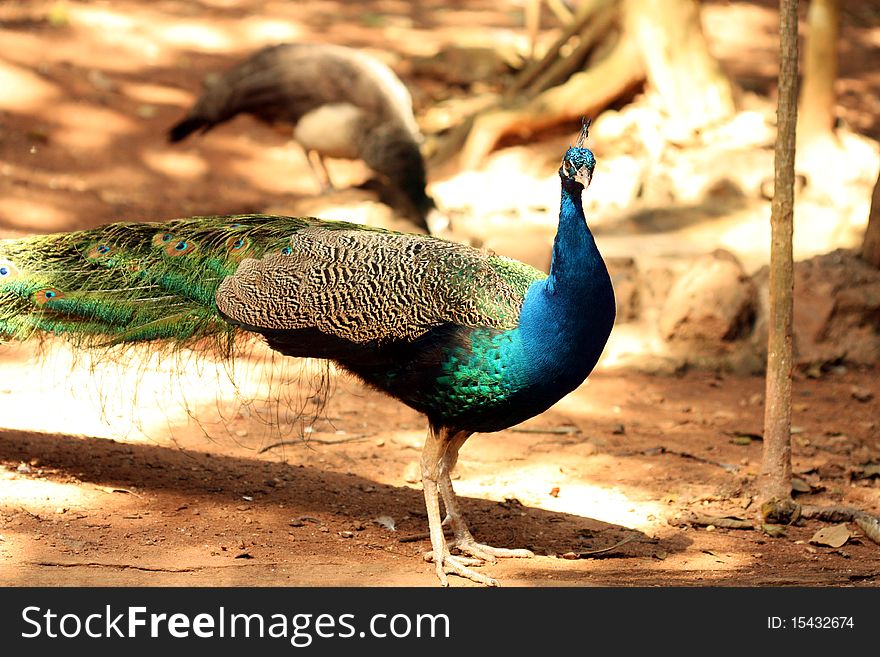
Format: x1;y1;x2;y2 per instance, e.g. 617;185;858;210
559;120;596;190
360;123;437;233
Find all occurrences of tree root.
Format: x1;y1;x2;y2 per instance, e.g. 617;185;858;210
508;0;618;97
460;35;644;169
673;505;880;547
801;505;880;545
671;512;754;530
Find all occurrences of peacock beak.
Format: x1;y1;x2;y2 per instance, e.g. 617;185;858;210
575;167;592;189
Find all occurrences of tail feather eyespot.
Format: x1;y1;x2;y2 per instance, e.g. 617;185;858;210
165;240;197;257
0;259;20;281
152;232;175;247
86;243;115;261
34;288;64;305
225;235;252;260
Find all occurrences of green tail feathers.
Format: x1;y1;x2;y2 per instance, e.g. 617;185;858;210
0;214;377;348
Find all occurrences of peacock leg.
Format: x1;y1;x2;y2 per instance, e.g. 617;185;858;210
421;423;497;586
437;434;534;562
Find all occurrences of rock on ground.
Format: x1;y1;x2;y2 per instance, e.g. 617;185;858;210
659;249;757;345
752;249;880;366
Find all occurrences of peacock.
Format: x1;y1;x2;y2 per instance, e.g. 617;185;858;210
0;125;614;586
168;42;436;233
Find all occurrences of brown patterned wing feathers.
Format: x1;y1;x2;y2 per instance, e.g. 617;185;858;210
215;229;534;345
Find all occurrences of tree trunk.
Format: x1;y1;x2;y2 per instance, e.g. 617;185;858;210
798;0;840;143
861;171;880;268
760;0;800;525
624;0;735;137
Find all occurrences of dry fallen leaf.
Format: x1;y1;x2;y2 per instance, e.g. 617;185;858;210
861;464;880;479
374;515;396;531
855;515;880;545
791;477;812;494
761;524;786;538
728;431;762;445
402;462;421;484
851;386;874;403
809;523;850;548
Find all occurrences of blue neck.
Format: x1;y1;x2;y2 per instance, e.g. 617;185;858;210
547;179;598;293
516;177;615;388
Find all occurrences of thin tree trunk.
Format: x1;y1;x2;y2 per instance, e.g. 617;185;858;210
798;0;840;142
760;0;800;524
861;172;880;268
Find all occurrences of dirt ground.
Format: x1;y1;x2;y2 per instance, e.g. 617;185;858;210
0;344;878;587
0;1;879;587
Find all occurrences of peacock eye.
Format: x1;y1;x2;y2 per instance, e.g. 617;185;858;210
280;246;293;255
0;260;18;279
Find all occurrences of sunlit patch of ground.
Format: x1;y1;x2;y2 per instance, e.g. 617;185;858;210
0;340;330;449
0;196;75;232
0;60;61;111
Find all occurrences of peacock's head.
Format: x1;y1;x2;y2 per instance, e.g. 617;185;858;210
559;120;596;189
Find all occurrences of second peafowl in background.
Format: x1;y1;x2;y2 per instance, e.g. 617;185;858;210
0;125;614;586
168;42;437;233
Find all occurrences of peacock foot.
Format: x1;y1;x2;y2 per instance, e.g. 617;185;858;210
423;549;498;587
448;538;534;563
423;539;533;586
